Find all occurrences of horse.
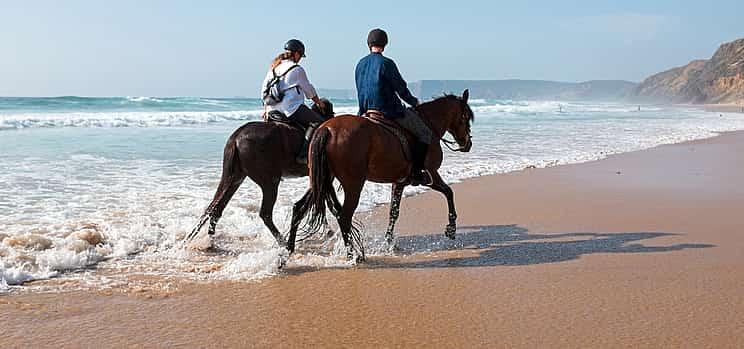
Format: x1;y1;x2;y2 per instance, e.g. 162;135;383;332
185;101;334;247
287;90;474;260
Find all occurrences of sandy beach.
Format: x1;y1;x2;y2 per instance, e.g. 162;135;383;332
3;131;744;348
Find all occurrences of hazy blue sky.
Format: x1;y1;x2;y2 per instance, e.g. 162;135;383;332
1;0;741;96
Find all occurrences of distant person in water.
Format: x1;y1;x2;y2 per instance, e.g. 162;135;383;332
261;39;326;164
354;28;433;186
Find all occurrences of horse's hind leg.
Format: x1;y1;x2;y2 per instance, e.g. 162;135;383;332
188;174;244;240
287;189;312;253
385;183;406;244
258;179;287;248
427;170;457;239
208;177;245;236
337;179;364;261
324;185;343;238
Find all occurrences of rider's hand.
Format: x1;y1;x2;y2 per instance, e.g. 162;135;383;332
316;99;326;110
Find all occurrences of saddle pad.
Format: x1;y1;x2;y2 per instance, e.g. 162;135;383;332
363;112;412;161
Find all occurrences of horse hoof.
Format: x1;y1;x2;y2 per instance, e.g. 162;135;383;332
385;233;394;245
346;251;366;263
276;238;288;249
445;225;456;240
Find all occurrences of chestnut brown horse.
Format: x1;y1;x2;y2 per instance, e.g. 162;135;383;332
185;101;333;247
287;90;474;260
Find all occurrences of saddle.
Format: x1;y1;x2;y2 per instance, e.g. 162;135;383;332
362;111;412;160
265;101;336;165
265;99;335;132
266;110;305;132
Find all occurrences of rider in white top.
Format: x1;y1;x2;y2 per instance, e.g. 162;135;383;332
261;59;319;117
261;39;327;164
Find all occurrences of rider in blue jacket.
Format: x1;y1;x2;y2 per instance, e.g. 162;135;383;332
355;28;433;185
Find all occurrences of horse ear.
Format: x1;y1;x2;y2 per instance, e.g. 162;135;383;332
462;89;469;103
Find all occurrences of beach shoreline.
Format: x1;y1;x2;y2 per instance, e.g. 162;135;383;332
701;103;744;114
3;130;744;348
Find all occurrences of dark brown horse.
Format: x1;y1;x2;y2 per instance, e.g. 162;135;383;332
287;90;474;260
185;102;333;247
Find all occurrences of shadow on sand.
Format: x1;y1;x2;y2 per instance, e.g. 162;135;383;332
363;224;714;269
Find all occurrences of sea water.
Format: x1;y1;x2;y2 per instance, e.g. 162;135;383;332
2;96;743;291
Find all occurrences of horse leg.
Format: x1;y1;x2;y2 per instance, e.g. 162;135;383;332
208;177;245;236
324;185;343;238
287;189;312;254
186;176;243;240
385;183;405;244
427;170;457;239
329;187;343;219
338;180;364;261
258;179;287;248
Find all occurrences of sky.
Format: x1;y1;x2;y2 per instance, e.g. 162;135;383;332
0;0;741;97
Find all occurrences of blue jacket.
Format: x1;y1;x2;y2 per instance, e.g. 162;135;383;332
355;53;418;119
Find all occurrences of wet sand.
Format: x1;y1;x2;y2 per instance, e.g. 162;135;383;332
3;131;744;348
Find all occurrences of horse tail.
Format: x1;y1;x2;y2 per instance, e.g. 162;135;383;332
303;126;364;257
291;126;364;258
187;136;241;240
296;127;335;238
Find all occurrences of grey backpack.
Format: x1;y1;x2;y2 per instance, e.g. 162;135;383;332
262;65;300;106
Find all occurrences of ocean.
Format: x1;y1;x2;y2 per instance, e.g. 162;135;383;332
2;96;743;292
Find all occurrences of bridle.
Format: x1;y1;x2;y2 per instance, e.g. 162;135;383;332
440;136;462;151
440;102;472;152
416;97;473;152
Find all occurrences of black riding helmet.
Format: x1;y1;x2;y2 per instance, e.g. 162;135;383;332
367;28;388;47
284;39;306;57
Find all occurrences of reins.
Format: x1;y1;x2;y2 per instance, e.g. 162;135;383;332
441;136;466;151
416;100;472;152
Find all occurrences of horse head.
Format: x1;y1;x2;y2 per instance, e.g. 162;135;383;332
449;89;474;152
312;98;335;121
420;89;474;152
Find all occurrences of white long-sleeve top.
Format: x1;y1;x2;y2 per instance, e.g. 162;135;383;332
260;59;318;116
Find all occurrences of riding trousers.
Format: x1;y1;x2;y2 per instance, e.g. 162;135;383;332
290;104;325;128
395;108;433;145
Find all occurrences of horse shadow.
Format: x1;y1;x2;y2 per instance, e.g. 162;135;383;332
363;224;714;269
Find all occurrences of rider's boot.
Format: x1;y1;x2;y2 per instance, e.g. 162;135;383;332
410;141;432;186
296;124;317;164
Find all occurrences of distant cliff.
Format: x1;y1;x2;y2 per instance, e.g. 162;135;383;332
411;79;637;101
636;38;744;104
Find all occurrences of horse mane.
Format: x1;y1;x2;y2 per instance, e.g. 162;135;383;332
428;94;475;123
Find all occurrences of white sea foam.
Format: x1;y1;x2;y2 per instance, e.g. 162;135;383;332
125;96;165;103
36;248;104;272
218;248;288;280
0;110;264;129
0;266;35;289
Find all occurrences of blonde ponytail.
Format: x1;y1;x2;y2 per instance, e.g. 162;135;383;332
270;52;294;70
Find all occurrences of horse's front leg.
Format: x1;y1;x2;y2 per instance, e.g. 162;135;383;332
385;183;406;244
427;170;457;239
